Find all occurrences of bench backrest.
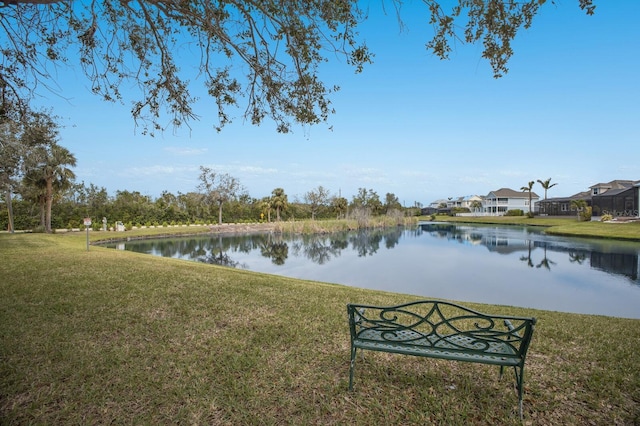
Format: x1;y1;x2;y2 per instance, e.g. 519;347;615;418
348;300;536;360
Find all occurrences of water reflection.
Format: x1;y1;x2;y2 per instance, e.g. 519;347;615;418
105;223;640;318
420;223;640;285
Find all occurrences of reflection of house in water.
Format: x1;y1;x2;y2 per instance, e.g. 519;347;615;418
420;222;640;285
591;252;639;282
483;236;532;255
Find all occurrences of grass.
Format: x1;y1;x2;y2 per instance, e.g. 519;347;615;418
1;230;639;425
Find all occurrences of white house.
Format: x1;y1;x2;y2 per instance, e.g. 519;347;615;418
484;188;540;215
448;195;484;211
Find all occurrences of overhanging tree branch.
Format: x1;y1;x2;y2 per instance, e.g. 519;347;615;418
0;0;595;135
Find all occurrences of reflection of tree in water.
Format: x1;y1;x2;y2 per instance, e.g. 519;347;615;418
420;223;483;244
291;233;343;265
383;227;403;249
569;252;588;264
519;242;557;270
259;234;289;265
116;224;640;284
536;246;556;270
519;240;534;268
191;235;240;267
197;250;241;268
350;229;382;257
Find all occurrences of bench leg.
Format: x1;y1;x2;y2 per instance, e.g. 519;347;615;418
513;365;525;420
348;346;357;391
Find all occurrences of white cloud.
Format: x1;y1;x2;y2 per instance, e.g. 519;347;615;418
163;146;209;156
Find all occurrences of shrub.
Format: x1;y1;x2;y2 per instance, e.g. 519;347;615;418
451;207;470;215
505;209;524;216
578;207;593;222
601;214;613;222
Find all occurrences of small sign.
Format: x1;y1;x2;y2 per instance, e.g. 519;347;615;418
84;217;92;226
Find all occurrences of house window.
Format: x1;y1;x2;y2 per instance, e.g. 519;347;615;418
561;204;568;212
592;188;599;195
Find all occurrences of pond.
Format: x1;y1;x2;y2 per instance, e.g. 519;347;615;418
104;223;640;319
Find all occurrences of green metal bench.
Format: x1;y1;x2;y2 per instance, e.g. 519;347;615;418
347;300;537;419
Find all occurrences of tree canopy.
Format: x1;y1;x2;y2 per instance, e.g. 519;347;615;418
1;0;595;135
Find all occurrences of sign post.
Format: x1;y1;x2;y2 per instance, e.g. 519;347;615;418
84;217;92;251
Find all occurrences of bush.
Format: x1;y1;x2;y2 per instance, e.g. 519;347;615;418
600;214;613;222
579;207;593;222
505;209;524;216
451;207;470;215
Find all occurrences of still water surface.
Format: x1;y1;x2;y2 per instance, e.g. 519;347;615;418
106;223;640;319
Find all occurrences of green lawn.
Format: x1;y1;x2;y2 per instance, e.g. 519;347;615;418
1;230;639;425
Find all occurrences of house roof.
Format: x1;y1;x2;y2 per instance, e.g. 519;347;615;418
538;190;591;203
487;188;540;199
589;180;638;191
592;186;636;198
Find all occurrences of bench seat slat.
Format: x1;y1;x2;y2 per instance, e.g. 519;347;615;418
355;328;521;366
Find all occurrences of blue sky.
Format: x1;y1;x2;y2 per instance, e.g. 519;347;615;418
34;1;639;206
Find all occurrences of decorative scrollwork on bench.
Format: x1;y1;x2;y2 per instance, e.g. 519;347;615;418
347;300;536;419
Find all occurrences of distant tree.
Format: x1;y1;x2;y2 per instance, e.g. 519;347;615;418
85;183;110;224
198;166;244;225
177;192;204;223
0;118;22;232
30;143;77;233
271;188;288;222
111;190;154;225
470;200;483;214
304;185;331;220
537;178;558;200
260;197;273;222
570;199;591;221
0;1;594;133
383;193;402;214
520;181;535;217
20;167;47;228
351;188;368;210
0;109;57;232
331;196;348;219
351;187;382;215
155;190;183;223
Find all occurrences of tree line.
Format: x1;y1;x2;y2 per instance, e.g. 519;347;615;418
1;112;417;232
1;181;417;232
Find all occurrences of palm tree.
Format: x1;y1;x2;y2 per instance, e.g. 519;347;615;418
332;196;348;219
520;181;535;216
39;143;76;232
271;188;287;221
260;197;272;222
571;199;588;221
537;178;558;200
21;168;47;229
470;200;483;215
